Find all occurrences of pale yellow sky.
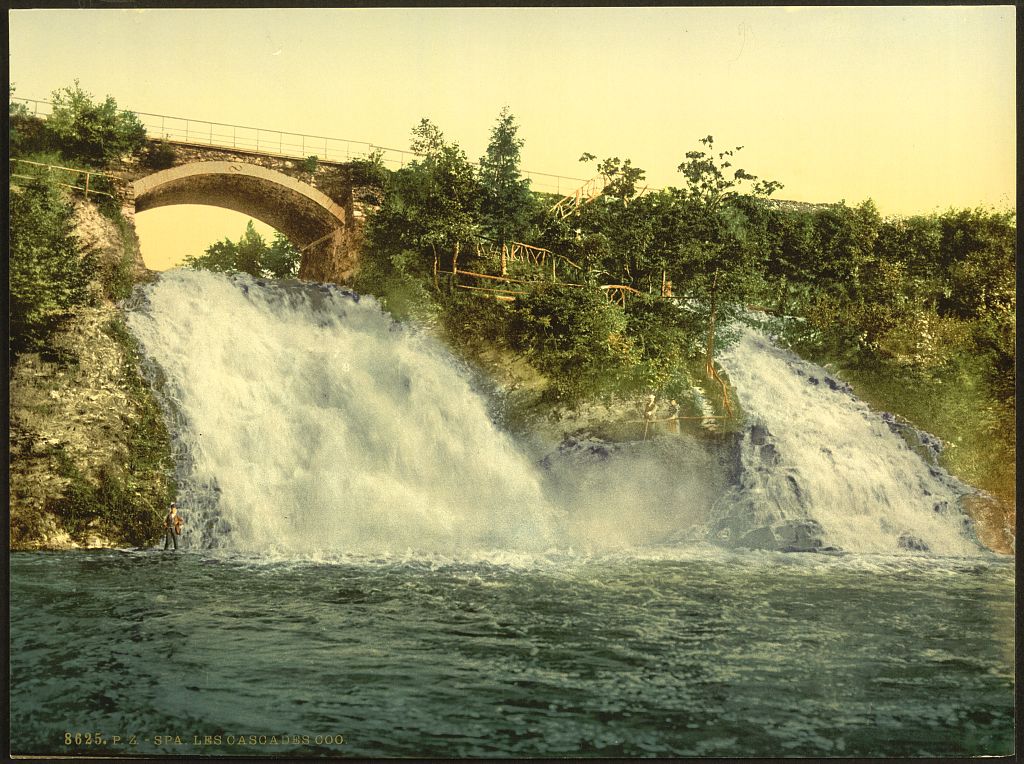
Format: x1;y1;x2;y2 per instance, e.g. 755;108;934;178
9;6;1016;270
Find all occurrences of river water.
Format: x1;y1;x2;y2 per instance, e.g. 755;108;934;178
9;549;1014;758
8;271;1015;757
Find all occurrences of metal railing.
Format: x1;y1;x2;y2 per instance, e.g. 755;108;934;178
12;97;592;197
9;158;127;200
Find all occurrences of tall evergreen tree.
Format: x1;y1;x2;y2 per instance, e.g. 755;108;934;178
478;108;537;244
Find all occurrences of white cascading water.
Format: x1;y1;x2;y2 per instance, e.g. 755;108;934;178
716;325;980;556
126;270;980;558
126;270;562;556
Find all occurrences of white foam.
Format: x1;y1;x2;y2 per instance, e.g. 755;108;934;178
127;270;562;555
126;271;980;560
720;326;979;556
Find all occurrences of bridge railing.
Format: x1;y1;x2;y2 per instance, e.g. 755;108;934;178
10;158;128;200
12;97;590;196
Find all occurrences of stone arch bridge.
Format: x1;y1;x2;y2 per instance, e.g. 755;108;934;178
119;141;369;283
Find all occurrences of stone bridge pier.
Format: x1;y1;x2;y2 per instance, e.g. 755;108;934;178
122;141;369;283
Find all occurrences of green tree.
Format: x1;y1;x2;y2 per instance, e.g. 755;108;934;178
665;136;783;314
361;119;481;285
809;200;880;295
185;239;240;274
264;232;303;278
622;292;708;392
936;208;1016;321
10;85;49;156
478;107;538;244
567;154;657;284
235;220;268;276
350;149;390;205
409;119;480;267
184;221;301;278
506;284;635;403
44;81;147;167
935;208;1016;400
676;135;782;216
9;177;95;356
595;156;647;202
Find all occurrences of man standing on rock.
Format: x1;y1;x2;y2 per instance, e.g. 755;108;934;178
163;502;183;551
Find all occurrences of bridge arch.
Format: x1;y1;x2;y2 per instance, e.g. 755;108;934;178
133;161;356;281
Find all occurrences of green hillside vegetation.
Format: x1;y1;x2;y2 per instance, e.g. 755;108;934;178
347;111;1015;510
9;84;175;547
12;82;1013;544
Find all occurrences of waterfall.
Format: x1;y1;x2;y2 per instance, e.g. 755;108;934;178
712;325;980;556
126;271;980;558
126;270;561;556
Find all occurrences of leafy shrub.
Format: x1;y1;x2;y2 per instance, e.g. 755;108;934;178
44;80;146;167
184;220;301;279
622;293;707;393
350;149;390;190
9;173;96;357
10;113;51;156
438;288;510;348
142;139;177;170
506;284;634;404
10;86;50;155
95;215;140;301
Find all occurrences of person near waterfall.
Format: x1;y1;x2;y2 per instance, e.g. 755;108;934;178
164;502;183;551
643;394;657;422
642;394;657;440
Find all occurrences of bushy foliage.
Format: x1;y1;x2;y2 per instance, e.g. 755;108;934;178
141;139;177;170
9;173;96;357
44;81;147;167
504;284;634;404
755;203;1015;395
184;221;301;278
757;202;1016;504
350;149;390;190
100;214;142;302
354;112;1014;493
358;119;482;299
358;122;789;408
622;294;708;390
10;86;48;156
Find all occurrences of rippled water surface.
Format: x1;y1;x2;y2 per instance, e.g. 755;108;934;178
10;548;1014;758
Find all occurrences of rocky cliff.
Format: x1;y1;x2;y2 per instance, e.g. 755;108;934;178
9;199;175;549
